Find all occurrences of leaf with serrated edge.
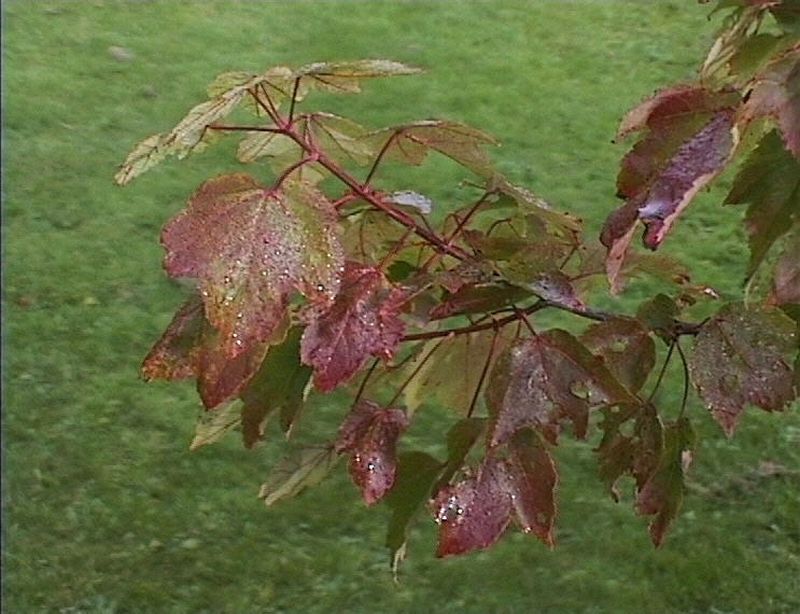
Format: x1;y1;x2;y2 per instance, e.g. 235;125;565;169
368;120;498;176
116;66;296;184
636;417;695;547
725;130;800;276
141;294;205;381
581;318;656;394
430;455;513;557
689;302;797;436
505;429;559;547
189;402;242;451
335;400;409;505
301;262;407;393
162;174;343;363
485;330;635;445
259;446;339;506
296;60;422;94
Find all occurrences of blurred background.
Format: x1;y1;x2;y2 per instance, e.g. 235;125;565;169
4;1;799;612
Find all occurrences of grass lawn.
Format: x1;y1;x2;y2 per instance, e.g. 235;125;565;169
3;1;799;612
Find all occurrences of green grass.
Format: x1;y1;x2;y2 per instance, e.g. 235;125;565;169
3;1;799;612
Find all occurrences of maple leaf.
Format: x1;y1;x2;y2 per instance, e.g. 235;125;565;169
404;329;510;415
485;330;635;445
301;262;407;393
140;292;282;409
739;43;800;158
189;402;243;451
504;430;559;547
162;174;343;363
239;327;311;447
430;456;513;557
596;403;664;502
602;86;739;290
768;230;800;310
367;120;498;176
581;318;657;394
116;66;294;184
688;302;798;436
635;417;695;547
384;451;443;576
295;59;422;94
335;400;409;505
259;446;339;507
141;293;205;381
725;130;800;276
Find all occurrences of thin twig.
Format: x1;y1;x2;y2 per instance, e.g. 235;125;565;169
675;339;690;419
288;77;301;124
647;340;676;404
467;324;500;418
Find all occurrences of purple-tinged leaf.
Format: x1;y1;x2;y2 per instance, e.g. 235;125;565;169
581;318;657;393
162;174;343;361
485;330;636;446
688;302;798;436
259;446;339;507
636;111;734;249
141;294;205;381
602;86;739;290
196;328;272;410
301;262;407;393
636;417;695;547
725;130;800;277
335;400;409;505
430;456;513;557
505;430;558;547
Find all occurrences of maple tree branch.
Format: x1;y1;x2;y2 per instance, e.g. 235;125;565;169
288;77;301;124
403;300;548;342
272;155;316;189
467;325;499;418
278;124;469;261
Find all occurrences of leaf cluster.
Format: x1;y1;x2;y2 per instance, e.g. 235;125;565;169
117;3;799;569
